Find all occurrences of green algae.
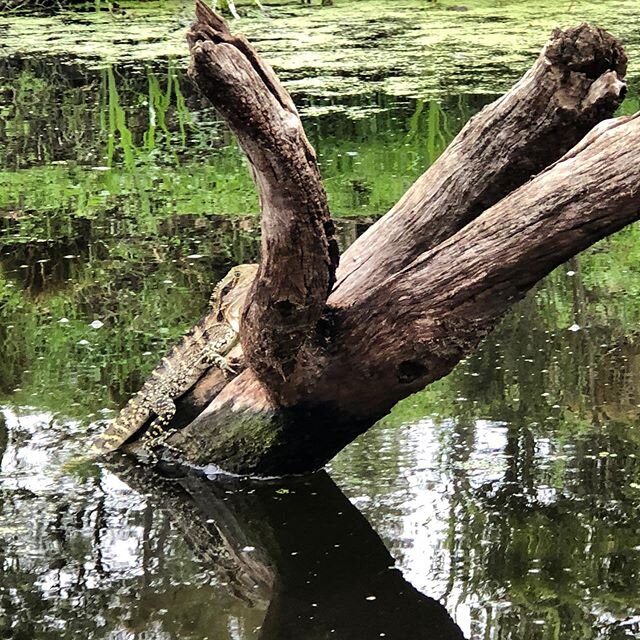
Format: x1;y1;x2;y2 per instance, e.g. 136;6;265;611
2;0;640;99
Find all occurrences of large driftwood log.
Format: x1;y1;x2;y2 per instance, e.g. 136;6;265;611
167;113;640;475
130;6;639;476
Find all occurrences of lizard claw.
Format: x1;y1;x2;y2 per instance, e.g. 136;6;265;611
221;360;237;376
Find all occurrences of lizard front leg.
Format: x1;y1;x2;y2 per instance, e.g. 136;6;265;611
210;352;237;375
203;328;238;375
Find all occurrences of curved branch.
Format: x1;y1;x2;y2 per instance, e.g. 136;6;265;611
188;1;339;404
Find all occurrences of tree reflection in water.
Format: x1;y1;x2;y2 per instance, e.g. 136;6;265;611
111;459;466;640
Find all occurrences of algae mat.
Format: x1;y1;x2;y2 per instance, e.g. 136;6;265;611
1;0;640;99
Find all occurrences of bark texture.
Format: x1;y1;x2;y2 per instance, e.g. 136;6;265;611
188;0;339;404
313;113;640;417
332;23;627;304
167;112;640;475
129;9;639;477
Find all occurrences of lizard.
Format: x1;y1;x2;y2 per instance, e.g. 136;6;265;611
89;263;258;459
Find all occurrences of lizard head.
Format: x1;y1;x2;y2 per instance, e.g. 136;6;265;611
215;263;259;332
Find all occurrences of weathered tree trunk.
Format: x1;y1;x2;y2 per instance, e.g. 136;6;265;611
186;3;339;403
130;3;640;476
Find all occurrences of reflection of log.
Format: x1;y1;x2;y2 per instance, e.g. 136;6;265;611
130;7;639;476
250;473;466;640
108;458;465;640
105;457;274;608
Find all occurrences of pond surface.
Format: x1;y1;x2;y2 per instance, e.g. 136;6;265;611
2;1;640;638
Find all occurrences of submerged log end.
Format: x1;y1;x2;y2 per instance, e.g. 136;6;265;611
164;371;278;473
164;369;369;476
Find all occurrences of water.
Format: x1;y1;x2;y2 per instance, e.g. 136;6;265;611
2;0;640;638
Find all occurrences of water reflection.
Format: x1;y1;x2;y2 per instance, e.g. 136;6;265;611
332;414;640;638
330;259;640;636
0;408;464;639
0;406;262;639
119;464;466;640
0;56;482;224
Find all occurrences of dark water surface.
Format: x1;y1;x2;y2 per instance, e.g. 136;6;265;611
2;1;640;638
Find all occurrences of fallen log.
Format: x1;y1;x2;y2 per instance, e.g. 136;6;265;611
130;5;639;476
167;112;640;475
